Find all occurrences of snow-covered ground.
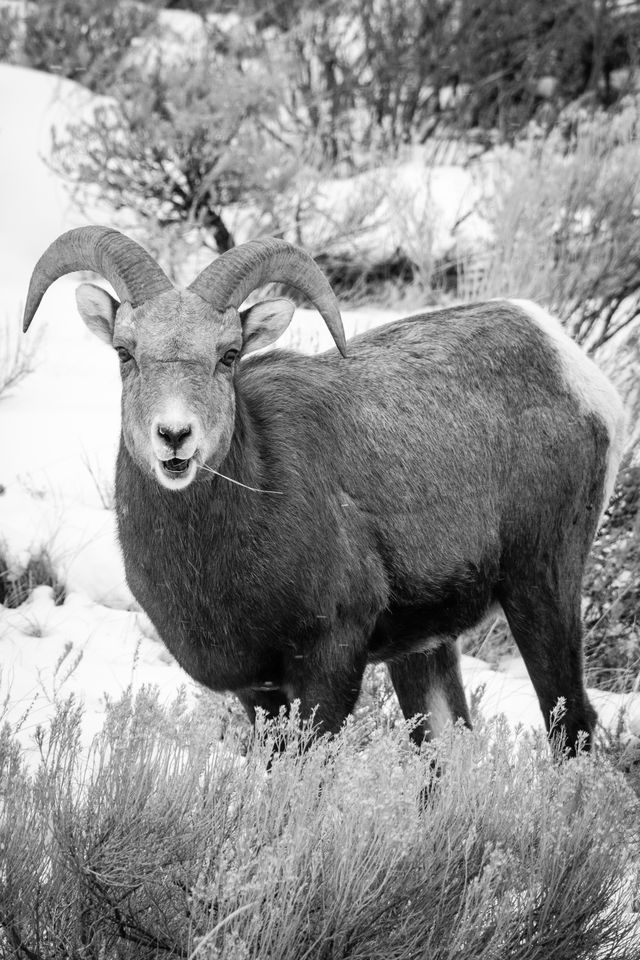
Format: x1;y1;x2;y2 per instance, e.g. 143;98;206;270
0;63;638;764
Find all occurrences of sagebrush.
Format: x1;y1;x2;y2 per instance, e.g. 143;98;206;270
0;689;637;959
460;100;640;350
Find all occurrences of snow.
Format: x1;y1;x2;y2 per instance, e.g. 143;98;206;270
0;585;180;750
0;63;111;291
463;652;640;741
223;154;494;269
124;9;207;76
124;7;244;76
289;157;492;268
0;64;638;764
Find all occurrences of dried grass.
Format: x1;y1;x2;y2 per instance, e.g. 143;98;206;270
0;690;637;959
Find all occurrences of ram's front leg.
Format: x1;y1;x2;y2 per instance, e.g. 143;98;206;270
236;686;290;728
235;686;292;762
289;629;369;737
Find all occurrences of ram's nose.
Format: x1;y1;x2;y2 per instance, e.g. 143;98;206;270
152;417;197;458
157;422;191;450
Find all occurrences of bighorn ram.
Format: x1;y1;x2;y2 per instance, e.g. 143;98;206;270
23;227;626;752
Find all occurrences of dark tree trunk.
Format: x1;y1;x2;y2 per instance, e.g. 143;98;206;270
202;208;235;252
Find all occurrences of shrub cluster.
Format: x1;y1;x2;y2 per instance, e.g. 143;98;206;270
0;547;65;608
6;0;639;270
1;0;157;91
0;689;638;959
6;0;638;147
237;0;640;152
51;42;289;270
459;99;640;350
583;463;640;693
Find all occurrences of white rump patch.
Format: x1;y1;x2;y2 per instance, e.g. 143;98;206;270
510;299;627;516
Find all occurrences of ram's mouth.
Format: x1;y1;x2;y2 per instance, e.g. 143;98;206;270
162;457;191;475
155;453;198;489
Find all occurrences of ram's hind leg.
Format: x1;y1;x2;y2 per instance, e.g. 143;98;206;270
498;576;596;754
388;642;471;746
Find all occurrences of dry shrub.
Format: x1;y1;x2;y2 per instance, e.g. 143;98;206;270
0;546;65;608
0;320;37;397
0;4;18;62
583;461;640;693
0;689;637;959
461;100;640;351
19;0;156;92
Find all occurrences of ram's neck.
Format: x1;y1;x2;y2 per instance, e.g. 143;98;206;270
114;397;276;686
216;388;275;496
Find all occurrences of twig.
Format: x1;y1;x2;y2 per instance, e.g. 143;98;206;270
196;459;283;495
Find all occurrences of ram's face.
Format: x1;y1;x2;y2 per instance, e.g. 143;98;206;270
23;231;346;492
115;292;242;490
75;285;295;492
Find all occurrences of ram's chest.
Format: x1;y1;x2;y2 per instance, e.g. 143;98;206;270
119;509;259;689
116;494;303;691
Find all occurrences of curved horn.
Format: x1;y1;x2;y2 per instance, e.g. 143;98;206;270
23;226;173;332
187;238;347;357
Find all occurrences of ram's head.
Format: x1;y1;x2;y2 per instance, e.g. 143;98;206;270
23;228;346;490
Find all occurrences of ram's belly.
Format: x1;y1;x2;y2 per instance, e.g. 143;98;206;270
366;540;500;660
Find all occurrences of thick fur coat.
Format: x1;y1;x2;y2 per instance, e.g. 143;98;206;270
116;301;622;748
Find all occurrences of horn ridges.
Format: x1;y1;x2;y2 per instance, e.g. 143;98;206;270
188;238;347;357
23;226;173;332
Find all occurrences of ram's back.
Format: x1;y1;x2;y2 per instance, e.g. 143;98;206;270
238;300;622;607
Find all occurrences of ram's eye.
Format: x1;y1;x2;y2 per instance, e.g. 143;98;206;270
220;348;239;367
115;346;132;363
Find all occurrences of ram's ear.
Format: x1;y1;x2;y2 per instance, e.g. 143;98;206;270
76;283;120;345
239;298;295;356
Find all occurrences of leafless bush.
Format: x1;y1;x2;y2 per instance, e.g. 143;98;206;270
51;38;294;255
81;452;115;511
0;321;36;397
239;0;640;158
